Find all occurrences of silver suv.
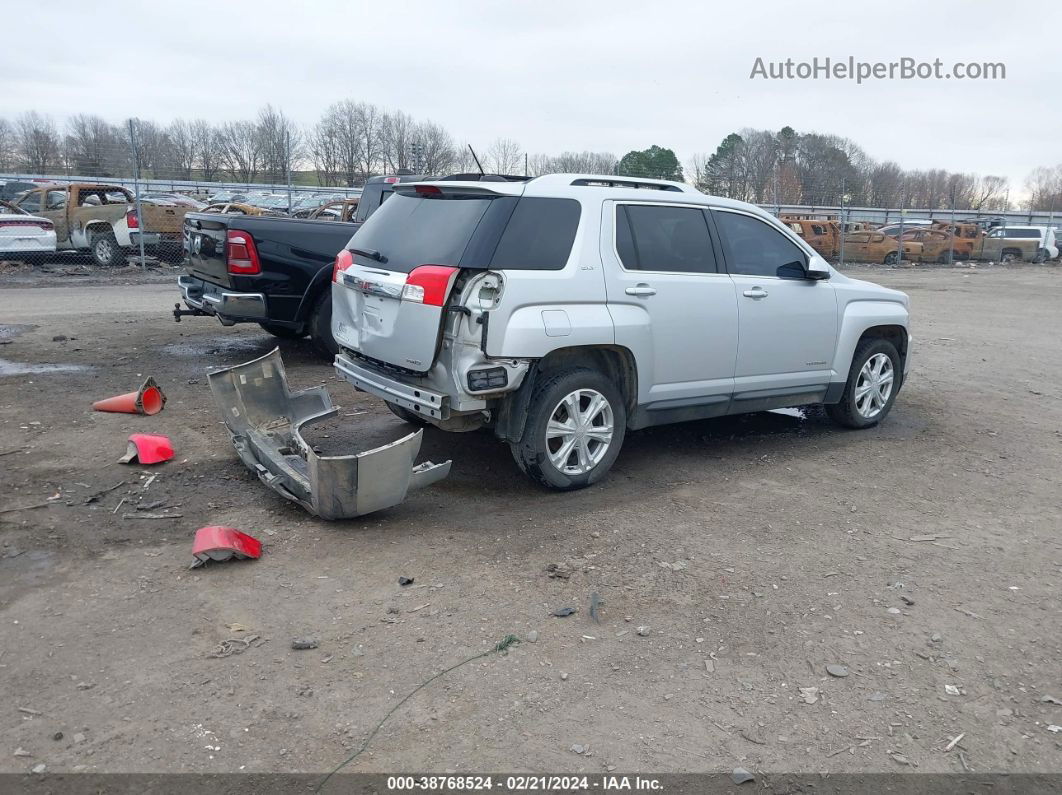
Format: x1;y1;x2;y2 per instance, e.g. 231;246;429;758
331;174;911;489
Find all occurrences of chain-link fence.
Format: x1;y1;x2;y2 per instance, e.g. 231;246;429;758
0;110;1059;268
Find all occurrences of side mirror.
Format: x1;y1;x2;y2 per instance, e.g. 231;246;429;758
805;255;831;280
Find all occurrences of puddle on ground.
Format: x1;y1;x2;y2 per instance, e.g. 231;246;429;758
0;324;36;340
0;358;92;376
0;548;57;592
162;336;273;357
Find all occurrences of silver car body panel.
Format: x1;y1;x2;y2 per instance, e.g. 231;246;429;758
209;348;450;520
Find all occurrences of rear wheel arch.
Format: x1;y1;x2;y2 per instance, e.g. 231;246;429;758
494;345;637;445
536;345;638;416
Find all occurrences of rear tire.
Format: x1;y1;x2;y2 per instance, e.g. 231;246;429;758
826;338;901;429
386;401;430;426
308;290;339;360
90;231;125;267
259;322;305;339
158;245;185;264
883;251;899;265
509;367;626;490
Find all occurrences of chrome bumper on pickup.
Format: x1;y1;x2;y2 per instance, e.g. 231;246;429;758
335;353;450;422
208;348;451;520
178;275;267;321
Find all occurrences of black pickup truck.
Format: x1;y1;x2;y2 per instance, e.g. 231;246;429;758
175;214;354;356
174;174;428;357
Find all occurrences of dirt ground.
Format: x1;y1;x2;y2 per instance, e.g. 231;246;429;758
1;263;1060;778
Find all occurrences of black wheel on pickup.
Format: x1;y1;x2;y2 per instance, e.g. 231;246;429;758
510;367;626;491
308;290;339;359
258;322;305;339
826;338;901;429
90;230;125;267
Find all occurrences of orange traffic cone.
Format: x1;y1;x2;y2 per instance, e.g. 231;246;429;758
92;378;166;416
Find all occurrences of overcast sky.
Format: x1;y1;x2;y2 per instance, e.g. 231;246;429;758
4;0;1059;195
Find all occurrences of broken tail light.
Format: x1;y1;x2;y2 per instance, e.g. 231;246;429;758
226;230;261;275
401;265;459;306
332;248;353;283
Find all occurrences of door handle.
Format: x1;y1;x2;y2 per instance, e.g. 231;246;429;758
742;287;768;299
625;284;656;297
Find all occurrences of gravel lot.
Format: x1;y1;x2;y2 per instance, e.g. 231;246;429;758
1;264;1060;778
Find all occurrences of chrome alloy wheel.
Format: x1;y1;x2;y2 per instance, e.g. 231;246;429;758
855;352;894;419
545;388;614;475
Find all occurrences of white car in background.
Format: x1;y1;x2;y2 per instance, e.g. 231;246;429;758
0;199;57;262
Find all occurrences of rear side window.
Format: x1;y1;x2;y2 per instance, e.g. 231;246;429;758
714;210;808;277
347;192;493;273
490;198;580;270
616;204;718;274
1005;229;1040;239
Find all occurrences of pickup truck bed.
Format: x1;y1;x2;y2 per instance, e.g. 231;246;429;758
177;213;355;356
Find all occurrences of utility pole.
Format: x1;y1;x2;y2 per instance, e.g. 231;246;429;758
127;119;147;269
837;177;847;268
285;129;293;214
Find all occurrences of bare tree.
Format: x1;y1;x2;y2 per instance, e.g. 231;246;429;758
167;119;197;180
64;114;126;177
15;112;61;173
381;110;415;172
970;175;1008;211
217;120;262;182
1024;165;1062;211
354;102;384;178
308;115;342;186
0;118;14;172
257;105;301;184
485;138;521;174
191;120;222;181
414;121;456;175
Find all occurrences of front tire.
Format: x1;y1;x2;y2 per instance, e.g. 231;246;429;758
308;290;338;360
883;251;899;265
826;338;901;429
509;367;626;490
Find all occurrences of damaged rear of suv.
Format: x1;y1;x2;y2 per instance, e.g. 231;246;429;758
332;178;581;435
332;174;911;491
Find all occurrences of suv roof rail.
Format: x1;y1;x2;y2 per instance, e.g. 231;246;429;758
438;173;532;183
567;176;688;192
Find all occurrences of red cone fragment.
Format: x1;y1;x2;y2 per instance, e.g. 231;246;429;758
93;378;166;415
118;433;174;465
191;526;262;569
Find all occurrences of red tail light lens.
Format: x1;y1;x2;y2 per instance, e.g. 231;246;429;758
415;185;442;197
332;248;353;283
402;265;459;306
226;230;261;275
126;209;139;229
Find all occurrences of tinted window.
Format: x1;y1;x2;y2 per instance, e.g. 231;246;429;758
1005;229;1040;239
347;192;492;274
616;204;717;273
715;210;808;277
18;192;41;213
490;198;580;270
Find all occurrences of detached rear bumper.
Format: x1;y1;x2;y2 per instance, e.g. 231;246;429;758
208;348;451;520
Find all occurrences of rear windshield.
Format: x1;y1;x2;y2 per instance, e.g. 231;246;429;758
348;192;493;273
347;193;581;273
